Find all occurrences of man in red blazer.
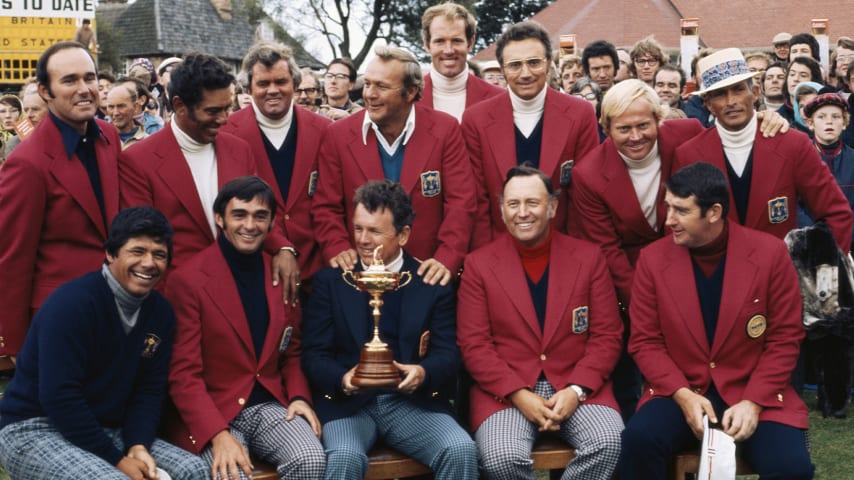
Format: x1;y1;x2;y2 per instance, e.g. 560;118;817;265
166;176;325;480
458;165;624;479
0;42;121;358
222;41;332;284
462;22;599;250
312;46;475;285
419;2;503;122
620;163;813;479
121;54;299;300
674;48;853;252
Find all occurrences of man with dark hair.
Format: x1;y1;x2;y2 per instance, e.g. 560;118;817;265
321;58;363;120
582;40;620;93
0;207;208;480
458;165;624;479
762;62;787;112
419;2;502;121
97;70;115;120
789;32;821;62
653;64;686;110
167;176;326;480
313;46;475;287
463;21;598;249
675;48;853;252
303;179;477;480
121;54;294;297
223;42;332;293
620;162;814;479
0;41;121;361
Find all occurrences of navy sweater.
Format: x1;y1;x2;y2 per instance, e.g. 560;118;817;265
0;271;175;465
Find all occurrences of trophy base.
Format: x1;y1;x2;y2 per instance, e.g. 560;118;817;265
352;346;399;388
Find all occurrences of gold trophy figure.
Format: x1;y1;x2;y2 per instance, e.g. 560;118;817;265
342;245;412;387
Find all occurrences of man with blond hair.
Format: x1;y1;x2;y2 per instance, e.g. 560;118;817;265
419;2;502;121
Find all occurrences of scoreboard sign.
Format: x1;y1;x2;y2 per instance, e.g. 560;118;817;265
0;0;96;19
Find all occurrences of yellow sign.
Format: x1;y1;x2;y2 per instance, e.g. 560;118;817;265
1;16;78;52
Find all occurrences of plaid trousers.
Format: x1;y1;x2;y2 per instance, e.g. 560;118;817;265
475;379;624;480
0;416;207;480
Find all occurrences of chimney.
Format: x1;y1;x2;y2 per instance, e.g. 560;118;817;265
210;0;233;20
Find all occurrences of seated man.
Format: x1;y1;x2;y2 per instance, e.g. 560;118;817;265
620;163;814;479
457;165;624;480
166;176;325;480
302;180;477;480
0;207;206;480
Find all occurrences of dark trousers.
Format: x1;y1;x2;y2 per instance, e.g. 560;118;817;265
619;392;814;479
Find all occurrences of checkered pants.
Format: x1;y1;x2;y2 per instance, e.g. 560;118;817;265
0;416;207;480
199;401;326;480
475;379;624;480
322;393;478;480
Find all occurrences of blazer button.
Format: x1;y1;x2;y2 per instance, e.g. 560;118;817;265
432;391;439;398
191;439;196;445
709;362;716;369
324;394;332;400
284;214;290;220
694;388;701;394
238;397;246;405
256;373;261;378
648;388;654;395
539;354;547;361
777;393;783;402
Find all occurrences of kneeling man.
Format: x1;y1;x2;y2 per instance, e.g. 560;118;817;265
457;165;624;480
619;163;814;478
167;176;325;480
302;180;478;480
0;207;206;480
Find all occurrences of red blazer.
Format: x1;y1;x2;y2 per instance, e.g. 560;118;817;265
629;223;808;428
457;233;623;430
165;244;310;453
570;118;704;305
222;106;332;279
420;72;504;111
674;127;853;252
312;104;476;273
461;89;599;249
0;117;120;355
119;124;266;278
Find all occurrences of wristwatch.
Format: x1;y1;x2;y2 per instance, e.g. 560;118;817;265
279;246;299;258
569;384;587;402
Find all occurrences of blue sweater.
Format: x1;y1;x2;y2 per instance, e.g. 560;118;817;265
0;271;175;465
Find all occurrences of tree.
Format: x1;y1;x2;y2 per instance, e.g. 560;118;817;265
472;0;555;51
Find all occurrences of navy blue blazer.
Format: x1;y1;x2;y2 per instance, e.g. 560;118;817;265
302;253;460;423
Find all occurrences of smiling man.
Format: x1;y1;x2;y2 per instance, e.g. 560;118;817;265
106;85;147;150
458;165;624;480
419;2;502;121
167;176;325;480
304;179;477;480
120;54;296;294
0;41;122;361
462;21;599;249
620;162;814;479
674;48;853;252
223;41;332;294
0;207;208;480
313;46;475;286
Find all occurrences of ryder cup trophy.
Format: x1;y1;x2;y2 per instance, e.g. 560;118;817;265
342;245;412;387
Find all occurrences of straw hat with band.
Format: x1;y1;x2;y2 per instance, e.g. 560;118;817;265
693;48;761;96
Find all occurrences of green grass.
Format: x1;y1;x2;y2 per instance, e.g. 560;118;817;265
0;379;851;479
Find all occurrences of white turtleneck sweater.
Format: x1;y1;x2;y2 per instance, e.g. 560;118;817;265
430;67;469;122
618;142;662;230
252;99;294;149
718;114;757;177
510;86;547;138
172;117;218;237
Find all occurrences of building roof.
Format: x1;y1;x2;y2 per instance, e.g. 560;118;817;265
474;0;854;60
101;0;320;67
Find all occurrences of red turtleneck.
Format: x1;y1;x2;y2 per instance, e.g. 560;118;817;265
511;229;553;283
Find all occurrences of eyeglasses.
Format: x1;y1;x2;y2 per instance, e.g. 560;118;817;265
573;92;597;101
324;73;350;81
504;57;548;74
485;73;505;81
296;87;319;95
838;54;854;62
635;58;660;66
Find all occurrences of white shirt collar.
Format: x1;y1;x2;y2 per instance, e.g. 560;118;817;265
360;248;404;273
361;105;417;155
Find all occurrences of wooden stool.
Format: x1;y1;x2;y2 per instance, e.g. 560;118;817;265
672;451;755;479
251;434;576;479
